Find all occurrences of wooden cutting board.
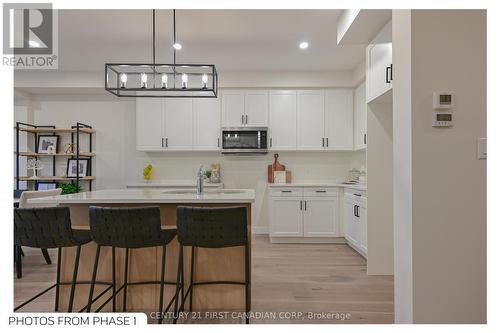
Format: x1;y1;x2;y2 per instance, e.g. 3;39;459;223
267;153;285;183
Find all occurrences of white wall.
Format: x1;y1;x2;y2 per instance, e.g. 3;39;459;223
393;10;486;323
32;95;366;230
392;9;413;324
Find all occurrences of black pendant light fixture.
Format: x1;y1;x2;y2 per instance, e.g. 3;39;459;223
105;9;218;98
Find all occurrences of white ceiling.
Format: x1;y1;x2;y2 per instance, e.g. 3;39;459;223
56;9;366;72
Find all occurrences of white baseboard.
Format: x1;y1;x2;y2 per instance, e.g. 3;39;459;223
252;226;269;234
269;237;346;244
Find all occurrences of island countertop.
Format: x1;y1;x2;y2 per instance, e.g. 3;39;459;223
28;188;255;204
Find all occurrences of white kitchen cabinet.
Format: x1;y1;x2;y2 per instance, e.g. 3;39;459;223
297;90;325;150
164;99;193;150
193;97;221;150
269;186;340;242
324;89;353;150
303;196;339;237
269;196;303;237
221;90;245;126
343;189;367;257
136;98;165;151
358;199;368;254
221;90;268;127
354;83;367;150
244;90;269;126
366;42;392;103
269;90;297;150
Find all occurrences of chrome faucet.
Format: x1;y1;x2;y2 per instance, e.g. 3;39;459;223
196;165;204;195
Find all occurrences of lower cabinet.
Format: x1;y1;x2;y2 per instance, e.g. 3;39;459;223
269;186;340;242
343;189;367;257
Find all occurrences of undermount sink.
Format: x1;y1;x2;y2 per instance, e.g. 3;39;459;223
162;189;245;195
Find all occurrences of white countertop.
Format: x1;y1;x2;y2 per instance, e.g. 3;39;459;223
126;181;222;188
268;182;367;191
28;189;255;204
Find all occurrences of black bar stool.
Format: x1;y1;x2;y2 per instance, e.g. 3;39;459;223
175;206;250;324
14;207;113;312
87;206;178;323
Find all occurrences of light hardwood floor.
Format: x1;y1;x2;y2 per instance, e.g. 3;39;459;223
14;235;394;324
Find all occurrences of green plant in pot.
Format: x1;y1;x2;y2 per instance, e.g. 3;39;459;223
204;170;212;181
57;183;81;194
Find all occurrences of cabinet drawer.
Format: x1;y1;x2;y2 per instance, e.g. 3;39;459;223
269;187;303;197
303;187;338;197
344;188;366;198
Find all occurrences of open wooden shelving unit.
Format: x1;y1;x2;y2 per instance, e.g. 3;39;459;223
15;122;95;192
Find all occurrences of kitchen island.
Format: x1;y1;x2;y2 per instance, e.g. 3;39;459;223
29;188;255;313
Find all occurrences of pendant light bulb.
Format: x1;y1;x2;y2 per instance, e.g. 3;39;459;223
173;43;182;50
181;73;188;89
120;73;127;88
202;74;208;89
161;73;168;89
140;73;148;88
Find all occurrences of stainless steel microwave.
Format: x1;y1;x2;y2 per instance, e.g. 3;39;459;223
220;127;268;154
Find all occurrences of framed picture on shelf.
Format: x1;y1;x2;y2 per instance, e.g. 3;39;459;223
36;182;58;191
66;158;89;178
37;135;59;154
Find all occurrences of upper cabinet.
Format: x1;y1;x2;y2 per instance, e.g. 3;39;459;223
221;90;245;126
164;99;194;150
324;89;353;150
269;90;297;150
366;42;392;102
354;83;367;150
366;20;392;103
136;88;356;152
136;98;166;151
297;90;325;150
193;97;221;151
221;90;269;127
136;96;220;152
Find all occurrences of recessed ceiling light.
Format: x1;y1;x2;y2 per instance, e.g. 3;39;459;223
173;43;182;50
29;40;40;48
299;41;309;49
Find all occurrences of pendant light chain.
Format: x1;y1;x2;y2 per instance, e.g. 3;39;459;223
152;9;156;65
173;9;177;65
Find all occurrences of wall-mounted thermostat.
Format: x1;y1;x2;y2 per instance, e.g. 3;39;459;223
432;112;452;127
433;91;455;109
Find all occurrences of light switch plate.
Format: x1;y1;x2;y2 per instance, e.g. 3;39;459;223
477;138;486;160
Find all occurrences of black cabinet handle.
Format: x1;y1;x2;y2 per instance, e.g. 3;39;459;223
300;200;302;210
245;115;248;124
281;190;292;193
162;138;164;148
315;190;327;193
353;205;356;217
385;66;391;84
270;138;273;147
326;138;329;147
165;138;168;148
304;200;307;211
390;64;393;81
322;138;325;147
217;137;220;147
241;115;244;125
354;193;361;197
364;134;367;145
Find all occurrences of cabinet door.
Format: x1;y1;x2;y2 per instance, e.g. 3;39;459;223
343;198;359;246
221;90;245;127
269;197;303;237
164;99;193;150
269;90;297;150
193;97;221;150
358;200;368;255
297;90;325;150
354;83;367;150
324;89;353;150
136;98;165;151
245;90;269;126
366;43;392;102
303;196;339;237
